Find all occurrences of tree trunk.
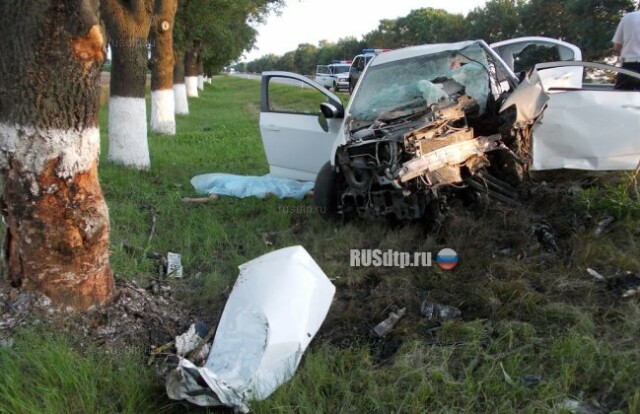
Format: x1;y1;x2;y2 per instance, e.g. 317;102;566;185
150;0;178;135
197;55;204;91
173;49;189;114
102;0;153;169
0;0;114;310
184;39;201;97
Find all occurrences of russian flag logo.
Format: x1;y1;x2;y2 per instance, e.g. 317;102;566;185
436;248;458;270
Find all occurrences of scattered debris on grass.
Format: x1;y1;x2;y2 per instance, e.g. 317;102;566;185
0;280;192;354
559;398;608;414
180;193;220;203
173;321;211;364
166;252;183;278
372;307;407;338
420;301;462;321
521;374;542;388
529;222;559;252
594;216;615;236
586;268;640;299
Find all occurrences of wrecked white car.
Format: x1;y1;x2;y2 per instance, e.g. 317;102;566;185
259;37;640;223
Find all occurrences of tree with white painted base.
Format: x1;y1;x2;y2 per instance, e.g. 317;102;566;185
0;0;114;310
102;0;153;169
173;49;189;115
150;0;178;135
197;56;205;91
184;39;201;97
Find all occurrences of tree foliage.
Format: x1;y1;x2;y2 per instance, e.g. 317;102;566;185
564;0;635;61
175;0;283;74
243;0;635;72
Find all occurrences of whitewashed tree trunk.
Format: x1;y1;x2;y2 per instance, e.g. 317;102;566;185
173;49;189;114
103;0;153;169
149;0;177;135
184;40;201;98
197;74;204;90
109;97;151;168
151;90;176;134
174;83;189;114
186;76;199;97
0;0;114;310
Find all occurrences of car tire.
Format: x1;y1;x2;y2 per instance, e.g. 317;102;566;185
314;162;341;219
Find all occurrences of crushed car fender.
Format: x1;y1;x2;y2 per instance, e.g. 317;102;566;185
166;246;336;412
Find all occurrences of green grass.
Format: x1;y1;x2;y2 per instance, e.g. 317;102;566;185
0;330;161;414
4;76;640;413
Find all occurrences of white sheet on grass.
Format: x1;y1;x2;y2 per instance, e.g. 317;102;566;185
191;173;314;200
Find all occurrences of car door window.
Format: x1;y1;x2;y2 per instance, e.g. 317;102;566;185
513;44;562;73
267;77;326;115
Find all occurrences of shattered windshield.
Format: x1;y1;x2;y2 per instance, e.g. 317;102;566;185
349;43;492;123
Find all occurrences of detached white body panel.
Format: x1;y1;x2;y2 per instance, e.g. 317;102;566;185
166;246;335;412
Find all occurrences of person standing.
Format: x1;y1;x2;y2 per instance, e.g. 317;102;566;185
612;3;640;90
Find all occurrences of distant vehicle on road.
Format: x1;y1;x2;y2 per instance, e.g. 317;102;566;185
315;62;351;91
348;49;390;94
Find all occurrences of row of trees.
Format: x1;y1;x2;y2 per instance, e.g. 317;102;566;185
243;0;636;75
0;0;280;310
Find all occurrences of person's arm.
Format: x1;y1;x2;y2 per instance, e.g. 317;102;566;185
613;42;622;54
612;17;625;55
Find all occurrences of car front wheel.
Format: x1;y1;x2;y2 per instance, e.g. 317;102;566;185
314;162;341;219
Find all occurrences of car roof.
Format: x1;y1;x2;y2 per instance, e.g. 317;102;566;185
370;40;483;67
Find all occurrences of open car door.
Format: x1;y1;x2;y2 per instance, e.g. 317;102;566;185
530;61;640;170
260;71;344;182
491;36;583;91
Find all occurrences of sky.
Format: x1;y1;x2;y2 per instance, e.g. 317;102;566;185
242;0;488;62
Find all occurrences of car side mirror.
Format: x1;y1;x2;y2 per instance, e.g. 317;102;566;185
317;113;329;132
320;102;343;119
318;102;344;132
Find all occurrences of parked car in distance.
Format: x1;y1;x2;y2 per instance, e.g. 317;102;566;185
315;62;351;91
334;72;349;92
348;49;390;94
259;37;640;224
